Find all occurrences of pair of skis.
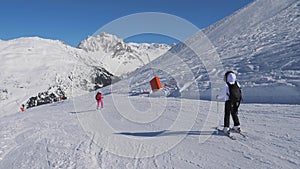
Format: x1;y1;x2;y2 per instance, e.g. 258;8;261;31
215;127;247;140
215;101;247;140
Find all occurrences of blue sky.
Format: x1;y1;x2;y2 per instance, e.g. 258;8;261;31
0;0;253;46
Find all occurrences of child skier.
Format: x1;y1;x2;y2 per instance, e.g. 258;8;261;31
20;104;25;112
217;71;242;134
95;92;104;109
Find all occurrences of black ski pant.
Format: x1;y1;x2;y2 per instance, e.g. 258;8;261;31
224;100;240;128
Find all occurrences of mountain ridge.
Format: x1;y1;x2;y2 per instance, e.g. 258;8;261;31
77;32;171;76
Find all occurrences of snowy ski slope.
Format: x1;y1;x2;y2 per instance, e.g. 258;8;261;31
0;93;299;168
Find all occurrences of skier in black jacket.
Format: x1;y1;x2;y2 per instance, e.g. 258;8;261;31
217;71;242;134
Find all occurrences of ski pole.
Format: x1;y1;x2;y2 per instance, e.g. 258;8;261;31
217;100;219;114
216;95;219;114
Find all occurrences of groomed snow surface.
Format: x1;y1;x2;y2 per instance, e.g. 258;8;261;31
0;92;299;168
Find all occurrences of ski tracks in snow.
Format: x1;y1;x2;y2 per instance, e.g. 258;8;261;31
0;94;299;168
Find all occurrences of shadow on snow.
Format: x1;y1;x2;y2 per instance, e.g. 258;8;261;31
115;130;221;137
68;109;96;114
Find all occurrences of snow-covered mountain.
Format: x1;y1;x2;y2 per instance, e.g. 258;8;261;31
78;32;171;76
0;34;170;116
106;0;300;104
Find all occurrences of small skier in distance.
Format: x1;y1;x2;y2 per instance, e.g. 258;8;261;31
217;71;242;134
95;92;104;110
20;104;25;112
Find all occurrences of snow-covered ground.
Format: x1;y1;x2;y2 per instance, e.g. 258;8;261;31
0;93;299;168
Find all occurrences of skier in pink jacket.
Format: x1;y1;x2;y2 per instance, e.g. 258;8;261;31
95;92;104;109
